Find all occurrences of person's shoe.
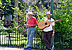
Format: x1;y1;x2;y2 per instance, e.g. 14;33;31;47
48;48;51;50
28;47;32;49
46;49;48;50
24;47;28;49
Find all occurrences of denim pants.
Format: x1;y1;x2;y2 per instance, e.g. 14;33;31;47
26;27;36;48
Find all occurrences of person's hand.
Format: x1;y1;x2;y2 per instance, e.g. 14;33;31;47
52;32;55;37
26;25;31;28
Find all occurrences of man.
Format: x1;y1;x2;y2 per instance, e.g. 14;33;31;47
24;12;37;49
42;12;55;50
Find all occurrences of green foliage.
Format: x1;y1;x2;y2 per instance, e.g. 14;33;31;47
0;0;72;49
35;5;48;22
54;0;72;49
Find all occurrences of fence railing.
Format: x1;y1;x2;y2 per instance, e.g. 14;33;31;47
0;29;46;49
0;28;72;50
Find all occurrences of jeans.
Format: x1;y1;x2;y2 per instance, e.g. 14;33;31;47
26;27;36;48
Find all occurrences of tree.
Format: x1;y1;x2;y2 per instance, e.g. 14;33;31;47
53;0;72;49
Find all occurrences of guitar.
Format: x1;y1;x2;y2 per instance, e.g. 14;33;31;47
38;19;62;29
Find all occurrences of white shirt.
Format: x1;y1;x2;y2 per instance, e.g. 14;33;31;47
43;18;55;32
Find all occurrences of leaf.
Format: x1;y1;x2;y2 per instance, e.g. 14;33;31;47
0;0;2;5
6;0;8;2
8;0;11;3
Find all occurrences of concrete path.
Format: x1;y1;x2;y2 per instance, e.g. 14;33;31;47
0;47;72;50
0;47;42;50
0;47;24;50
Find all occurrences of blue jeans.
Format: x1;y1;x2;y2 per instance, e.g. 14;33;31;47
26;27;36;48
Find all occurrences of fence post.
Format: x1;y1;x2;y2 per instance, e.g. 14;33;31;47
51;0;53;18
51;0;54;50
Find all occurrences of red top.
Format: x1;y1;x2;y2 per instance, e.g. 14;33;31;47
27;17;37;25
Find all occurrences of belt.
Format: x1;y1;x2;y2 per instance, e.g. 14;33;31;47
27;26;35;28
42;30;53;33
31;26;35;27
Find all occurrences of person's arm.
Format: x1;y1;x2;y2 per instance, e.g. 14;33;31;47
52;26;55;37
53;25;55;34
51;18;55;37
26;19;31;28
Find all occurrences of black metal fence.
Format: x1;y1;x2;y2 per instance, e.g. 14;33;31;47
0;29;72;50
0;29;46;49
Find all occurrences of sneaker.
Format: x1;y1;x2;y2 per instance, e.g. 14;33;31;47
28;47;32;49
48;48;51;50
46;49;48;50
24;47;28;49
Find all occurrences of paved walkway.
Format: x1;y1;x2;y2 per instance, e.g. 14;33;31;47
0;47;72;50
0;47;24;50
0;47;41;50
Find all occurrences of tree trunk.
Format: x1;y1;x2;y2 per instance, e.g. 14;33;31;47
14;0;18;26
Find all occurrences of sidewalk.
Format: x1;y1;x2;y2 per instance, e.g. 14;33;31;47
0;47;24;50
0;47;72;50
0;47;41;50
